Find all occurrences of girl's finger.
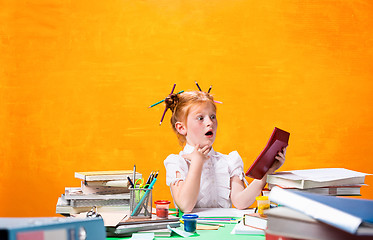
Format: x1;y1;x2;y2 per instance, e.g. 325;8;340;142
282;147;287;155
201;145;208;151
275;155;285;163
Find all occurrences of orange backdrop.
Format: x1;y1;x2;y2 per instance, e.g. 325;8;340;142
1;0;372;217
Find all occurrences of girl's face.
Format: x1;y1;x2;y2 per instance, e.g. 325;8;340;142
183;102;218;149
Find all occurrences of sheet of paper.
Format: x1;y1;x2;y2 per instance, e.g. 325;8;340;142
191;208;254;218
130;233;154;239
275;168;368;182
167;225;194;238
231;221;265;235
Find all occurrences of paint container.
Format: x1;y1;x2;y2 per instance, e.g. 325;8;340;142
256;196;270;217
182;214;199;232
154;200;171;218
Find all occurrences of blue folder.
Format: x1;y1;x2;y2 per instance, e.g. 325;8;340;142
296;191;373;224
0;217;106;240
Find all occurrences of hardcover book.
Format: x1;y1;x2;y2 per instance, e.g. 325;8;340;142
269;186;373;235
266;168;367;189
268;183;363;196
266;207;373;240
246;127;290;179
107;214;180;237
75;170;142;181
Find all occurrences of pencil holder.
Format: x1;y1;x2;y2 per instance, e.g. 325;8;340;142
129;187;152;218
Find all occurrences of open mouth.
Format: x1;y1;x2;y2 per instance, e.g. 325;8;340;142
205;130;213;136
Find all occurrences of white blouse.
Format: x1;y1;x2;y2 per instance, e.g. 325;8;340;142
164;144;246;208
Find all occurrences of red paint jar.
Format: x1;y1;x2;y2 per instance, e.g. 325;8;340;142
154;200;171;218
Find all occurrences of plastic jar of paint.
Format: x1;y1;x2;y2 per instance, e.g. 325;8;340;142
182;214;199;232
154;200;171;218
256;196;270;217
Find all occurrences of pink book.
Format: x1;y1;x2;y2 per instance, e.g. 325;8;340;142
246;127;290;179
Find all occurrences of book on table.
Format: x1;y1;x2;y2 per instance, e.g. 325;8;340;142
268;183;363;196
231;214;267;235
107;214;180;237
269;186;373;236
56;196;129;215
246;127;290;179
81;179;130;194
266;168;368;189
64;187;130;200
63;187;130;207
265;206;373;240
81;183;129;195
75;170;142;181
265;231;308;240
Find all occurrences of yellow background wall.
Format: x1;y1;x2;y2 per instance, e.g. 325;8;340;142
1;1;372;217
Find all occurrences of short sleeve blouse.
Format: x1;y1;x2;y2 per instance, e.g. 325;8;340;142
164;144;246;208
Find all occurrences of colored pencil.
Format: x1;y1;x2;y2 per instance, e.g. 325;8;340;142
195;81;202;91
207;85;212;93
148;90;184;108
159;84;177;125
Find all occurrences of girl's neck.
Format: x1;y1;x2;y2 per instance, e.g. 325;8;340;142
186;143;212;152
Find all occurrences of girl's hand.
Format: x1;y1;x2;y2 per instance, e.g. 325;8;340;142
266;147;286;175
182;144;210;164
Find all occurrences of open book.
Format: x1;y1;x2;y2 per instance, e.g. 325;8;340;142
246;127;290;179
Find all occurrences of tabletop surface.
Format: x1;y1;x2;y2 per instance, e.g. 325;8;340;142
107;223;265;240
107;207;265;240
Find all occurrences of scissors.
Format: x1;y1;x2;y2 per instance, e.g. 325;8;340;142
135;178;144;188
86;206;102;218
134;179;146;202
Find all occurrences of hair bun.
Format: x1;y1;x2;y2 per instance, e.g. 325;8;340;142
165;93;179;112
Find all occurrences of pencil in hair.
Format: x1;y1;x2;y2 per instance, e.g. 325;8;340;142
159;106;168;125
195;81;202;91
159;84;177;125
207;85;212;93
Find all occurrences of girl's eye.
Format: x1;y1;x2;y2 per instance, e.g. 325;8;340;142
210;115;216;120
197;116;204;121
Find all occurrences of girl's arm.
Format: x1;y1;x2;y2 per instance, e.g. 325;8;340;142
230;175;266;209
230;148;286;209
170;145;210;213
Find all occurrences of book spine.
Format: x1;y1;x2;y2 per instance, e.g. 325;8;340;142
267;176;303;189
70;199;130;207
265;231;304;240
81;182;129;194
268;186;362;234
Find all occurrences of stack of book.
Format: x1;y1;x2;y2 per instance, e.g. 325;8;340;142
266;168;368;196
56;170;142;216
266;186;373;240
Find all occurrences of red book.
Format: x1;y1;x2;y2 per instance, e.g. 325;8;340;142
246;127;290;179
265;231;302;240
